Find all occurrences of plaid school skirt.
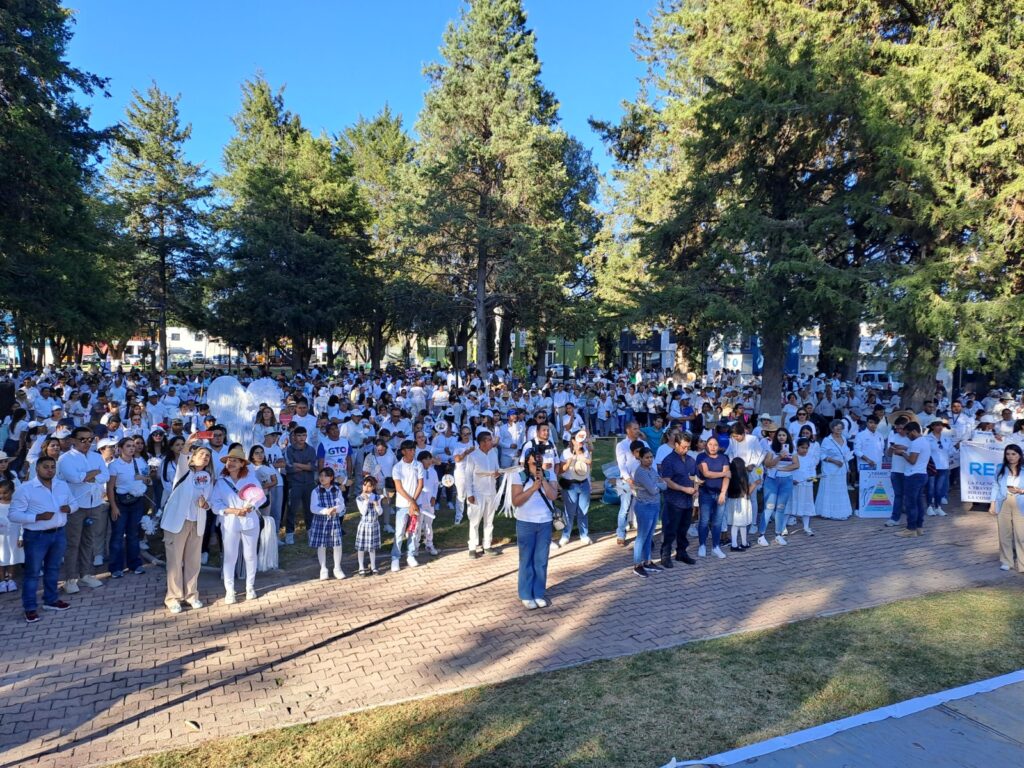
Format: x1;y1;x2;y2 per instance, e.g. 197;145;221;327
308;514;344;548
355;515;381;551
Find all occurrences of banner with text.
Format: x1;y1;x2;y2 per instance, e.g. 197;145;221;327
959;440;1005;504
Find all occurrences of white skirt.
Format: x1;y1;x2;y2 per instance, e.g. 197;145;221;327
815;472;852;520
0;528;24;565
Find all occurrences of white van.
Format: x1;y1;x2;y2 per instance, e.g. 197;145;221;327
858;370;902;391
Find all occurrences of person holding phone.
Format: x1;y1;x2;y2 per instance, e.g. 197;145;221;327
512;449;559;609
990;443;1024;572
9;455;76;623
106;437;151;578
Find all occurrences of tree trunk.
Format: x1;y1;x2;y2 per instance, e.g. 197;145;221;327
818;314;860;379
369;316;385;372
497;308;514;369
597;330;616;368
485;307;498;366
475;248;488;373
673;325;693;377
901;334;939;411
759;328;786;421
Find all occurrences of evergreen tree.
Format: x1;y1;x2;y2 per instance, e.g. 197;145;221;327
106;83;212;371
212;76;370;371
414;0;596;371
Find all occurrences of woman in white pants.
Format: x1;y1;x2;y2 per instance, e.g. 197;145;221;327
209;445;261;604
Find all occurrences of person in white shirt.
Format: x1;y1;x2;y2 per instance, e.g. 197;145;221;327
55;426;108;593
988;443;1024;572
498;410;525;470
896;421;930;536
209;446;262;603
885;417;911;527
9;455;76;621
947;400;974;447
106;437;152;577
465;430;501;558
925;420;952;516
390;440;425;571
291;399;320;448
726;422;764;532
160;437;213;613
614;422;647;544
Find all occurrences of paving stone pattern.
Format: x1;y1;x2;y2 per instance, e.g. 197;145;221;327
0;510;1009;768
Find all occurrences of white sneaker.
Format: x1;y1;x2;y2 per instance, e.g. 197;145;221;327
884;519;899;527
80;575;103;588
285;533;295;545
390;559;400;573
1000;564;1011;571
63;579;80;594
93;555;104;567
698;545;707;557
775;535;788;546
246;590;258;601
942;497;949;505
224;591;236;605
0;581;7;594
5;579;16;593
167;601;183;614
804;528;815;537
549;541;560;552
926;506;936;516
187;598;204;609
936;507;947;516
522;599;538;609
757;536;769;547
580;536;592;545
534;597;548;608
712;547;726;559
383;524;395;534
781;527;790;536
407;555;419;568
454;516;463;525
427;545;439;555
558;538;570;548
201;552;209;565
319;568;330;581
333;570;346;580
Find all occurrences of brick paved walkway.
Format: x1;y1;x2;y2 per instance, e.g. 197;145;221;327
0;510;1009;768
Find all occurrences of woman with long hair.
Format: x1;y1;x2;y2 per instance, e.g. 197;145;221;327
989;443;1024;572
106;437;151;578
759;428;800;545
3;407;28;474
160;436;213;613
512;448;559;609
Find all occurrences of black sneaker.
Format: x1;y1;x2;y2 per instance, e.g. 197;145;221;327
25;610;40;623
676;552;696;564
660;558;674;569
740;543;751;550
643;561;663;572
43;600;71;611
730;545;743;552
633;564;649;578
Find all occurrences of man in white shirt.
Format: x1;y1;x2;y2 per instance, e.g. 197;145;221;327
291;399;320;448
391;440;425;571
9;455;76;621
466;430;501;558
897;421;930;537
56;426;109;593
497;410;525;469
947;400;974;447
615;421;647;545
853;416;885;511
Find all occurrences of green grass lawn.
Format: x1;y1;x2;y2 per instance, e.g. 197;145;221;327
115;584;1024;768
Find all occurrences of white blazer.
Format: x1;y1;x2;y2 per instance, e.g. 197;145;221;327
159;453;211;536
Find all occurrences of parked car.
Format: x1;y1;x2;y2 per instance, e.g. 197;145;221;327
124;354;142;366
546;364;576;383
192;351;206;363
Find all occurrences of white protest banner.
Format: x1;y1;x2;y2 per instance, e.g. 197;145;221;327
857;461;894;518
958;440;1004;504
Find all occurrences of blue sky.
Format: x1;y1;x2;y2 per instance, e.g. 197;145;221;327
67;0;653;175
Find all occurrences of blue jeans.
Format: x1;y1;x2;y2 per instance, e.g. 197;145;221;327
633;500;659;564
562;480;590;540
22;527;66;612
698;489;725;548
392;507;411;559
516;520;552;601
109;496;145;572
927;470;950;508
616;486;633;539
903;473;928;530
890;473;905;522
761;475;794;536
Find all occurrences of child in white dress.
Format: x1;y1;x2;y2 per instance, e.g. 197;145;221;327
725;458;753;551
789;438;817;535
0;480;23;592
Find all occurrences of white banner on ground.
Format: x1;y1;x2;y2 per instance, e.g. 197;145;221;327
857;461;894;518
959;440;1004;504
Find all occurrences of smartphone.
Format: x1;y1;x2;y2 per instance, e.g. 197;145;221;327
193;430;214;440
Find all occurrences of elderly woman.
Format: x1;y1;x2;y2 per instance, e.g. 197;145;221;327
512;448;559;609
815;419;854;520
209;445;262;604
160;435;213;614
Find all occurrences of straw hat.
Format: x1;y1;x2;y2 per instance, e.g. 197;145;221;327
219;445;249;464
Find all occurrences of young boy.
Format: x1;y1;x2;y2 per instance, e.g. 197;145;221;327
411;450;440;556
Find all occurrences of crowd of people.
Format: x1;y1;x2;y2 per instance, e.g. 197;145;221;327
1;363;1022;623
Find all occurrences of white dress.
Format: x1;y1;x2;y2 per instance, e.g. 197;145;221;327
815;436;853;520
0;502;24;565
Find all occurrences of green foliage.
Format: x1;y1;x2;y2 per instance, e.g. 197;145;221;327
210;77;371;371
